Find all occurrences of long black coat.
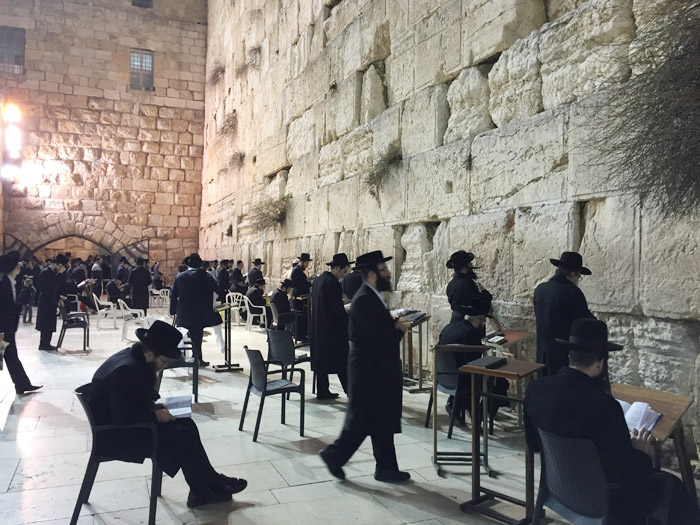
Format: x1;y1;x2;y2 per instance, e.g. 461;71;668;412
342;270;363;301
230;267;246;293
216;265;230;300
446;272;480;321
310;271;348;374
0;274;20;337
534;274;595;375
270;288;291;314
128;266;152;312
170;269;221;330
344;283;405;434
35;266;59;333
246;266;262;289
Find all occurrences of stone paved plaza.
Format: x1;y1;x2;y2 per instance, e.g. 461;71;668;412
0;308;571;525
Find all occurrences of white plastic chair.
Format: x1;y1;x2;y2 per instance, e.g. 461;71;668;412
92;293;118;329
225;292;245;326
242;295;267;331
117;298;146;341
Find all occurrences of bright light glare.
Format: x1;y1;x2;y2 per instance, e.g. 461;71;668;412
5;124;21;156
3;103;21;123
1;164;20;180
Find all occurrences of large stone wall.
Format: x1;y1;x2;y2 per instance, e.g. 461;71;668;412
0;0;207;278
201;0;700;461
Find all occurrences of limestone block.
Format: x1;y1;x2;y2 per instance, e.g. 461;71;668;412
318;140;343;187
577;197;637;312
359;2;390;68
329;19;362;82
340;123;373;180
471;110;567;211
632;0;671;29
396;224;435;293
640;210;700;319
385;49;414;106
488;32;543;127
444;66;494;144
406;140;470;221
546;0;587;21
401;85;449;158
361;64;386;125
304;187;329;235
287;151;318;195
357;160;406;227
372;104;401;163
291;25;314;79
282;52;330;125
325;71;362;141
462;0;546;66
512;203;575;302
323;0;366;42
327;177;359;231
538;0;636;109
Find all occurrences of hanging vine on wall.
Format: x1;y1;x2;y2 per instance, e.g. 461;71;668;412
208;61;225;86
247;195;291;232
364;151;402;204
236;46;262;77
219;110;238;136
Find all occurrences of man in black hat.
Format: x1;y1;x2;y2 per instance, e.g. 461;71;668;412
534;251;596;376
0;252;42;394
116;258;131;284
88;320;248;508
229;260;247;294
320;250;411;482
245;278;271;327
216;259;230;301
270;278;298;331
128;257;152;315
246;258;264;289
342;266;363;301
310;253;353;399
445;250;502;329
291;253;313;340
525;319;700;524
170;253;222;367
35;253;68;351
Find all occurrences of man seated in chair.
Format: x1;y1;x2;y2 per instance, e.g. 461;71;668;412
245;278;271;327
88;320;248;508
270;279;297;332
524;318;700;524
437;292;509;426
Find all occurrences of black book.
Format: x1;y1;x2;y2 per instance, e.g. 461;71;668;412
468;356;507;369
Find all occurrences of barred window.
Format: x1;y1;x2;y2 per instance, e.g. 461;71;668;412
132;0;153;7
0;26;25;75
130;49;154;91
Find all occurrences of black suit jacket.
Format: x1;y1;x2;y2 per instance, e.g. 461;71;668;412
128;266;152;311
170;268;221;329
216;265;230;299
291;265;310;296
35;266;59;333
246;267;262;288
446;272;481;321
245;286;265;308
534;274;595;375
310;271;348;373
270;288;291;314
0;275;20;338
342;270;363;301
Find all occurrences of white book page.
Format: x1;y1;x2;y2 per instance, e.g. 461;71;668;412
623;402;660;431
616;399;632;415
164;395;192;419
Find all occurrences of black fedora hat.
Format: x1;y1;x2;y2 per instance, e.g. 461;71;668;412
280;278;293;288
550;251;591;275
299;253;313;262
136;320;183;359
0;253;20;273
54;253;69;266
354;250;392;269
253;258;265;265
556;318;623;353
446;250;476;269
255;278;266;286
187;253;203;268
326;253;354;267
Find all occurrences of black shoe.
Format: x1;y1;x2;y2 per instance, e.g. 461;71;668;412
316;392;339;400
374;470;411;482
16;384;42;395
38;345;56;351
320;449;345;480
198;360;210;367
186;489;232;508
211;474;247;495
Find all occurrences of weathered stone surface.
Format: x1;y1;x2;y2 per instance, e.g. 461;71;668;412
401;84;448;158
325;71;362;140
546;0;588;21
396;224;436;293
357;160;406;227
361;64;386;125
286;108;316;161
539;0;636;109
340;123;373;180
372;104;401;163
488;32;543;127
327;177;359;231
444;66;494;144
318;140;343;187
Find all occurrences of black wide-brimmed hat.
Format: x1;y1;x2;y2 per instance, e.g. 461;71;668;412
280;278;293;288
54;253;69;266
136;257;147;266
255;278;266;286
556;319;623;354
136;320;183;359
187;253;203;268
299;253;313;262
326;253;354;267
446;250;476;269
550;251;591;275
253;258;265;265
354;250;392;269
0;252;20;273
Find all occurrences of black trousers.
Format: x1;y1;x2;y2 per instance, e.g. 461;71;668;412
188;328;204;362
323;424;399;473
2;332;32;391
21;304;32;323
39;330;53;347
316;369;348;395
158;418;218;493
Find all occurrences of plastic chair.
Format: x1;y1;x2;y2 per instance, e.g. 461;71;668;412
266;329;315;396
71;383;162;525
57;301;90;352
117;298;146;341
225;292;245;325
239;346;305;442
92;293;118;329
242;295;267;331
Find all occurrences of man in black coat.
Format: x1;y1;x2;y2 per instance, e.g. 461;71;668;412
534;251;595;376
128;257;152;314
170;253;222;367
35;253;68;351
245;279;271;327
310;253;353;399
246;258;264;289
88;320;248;508
291;253;312;340
270;278;297;331
525;319;699;524
229;260;247;294
320;251;411;482
342;267;363;301
216;260;230;301
116;258;131;283
0;253;42;394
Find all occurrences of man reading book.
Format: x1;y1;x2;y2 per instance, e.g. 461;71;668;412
525;319;699;523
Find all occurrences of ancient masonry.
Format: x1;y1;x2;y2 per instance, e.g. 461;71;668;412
0;0;207;278
200;0;700;461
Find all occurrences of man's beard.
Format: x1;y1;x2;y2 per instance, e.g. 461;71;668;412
376;274;392;292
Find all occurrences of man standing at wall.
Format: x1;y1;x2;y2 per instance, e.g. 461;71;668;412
291;253;312;341
129;257;152;315
534;251;595;376
320;251;411;482
246;258;264;289
310;253;353;400
35;253;68;351
216;259;230;301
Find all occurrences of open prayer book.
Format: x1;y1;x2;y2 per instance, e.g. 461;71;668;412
617;399;662;431
164;395;193;419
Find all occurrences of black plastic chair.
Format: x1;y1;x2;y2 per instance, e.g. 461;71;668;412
239;346;305;442
71;383;162;525
57;301;90;352
266;329;315;396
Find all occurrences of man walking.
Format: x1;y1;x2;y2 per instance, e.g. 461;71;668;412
320;251;411;482
35;253;68;351
310;253;353;399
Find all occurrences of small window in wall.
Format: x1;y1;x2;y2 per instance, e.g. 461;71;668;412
130;49;154;91
0;26;25;75
132;0;153;8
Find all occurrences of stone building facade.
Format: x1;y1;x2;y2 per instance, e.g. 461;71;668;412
0;0;207;278
200;0;700;461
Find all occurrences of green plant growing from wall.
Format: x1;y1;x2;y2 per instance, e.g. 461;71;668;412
225;224;233;237
219;110;238;136
247;195;291;232
228;151;245;169
365;151;402;204
208;61;225;86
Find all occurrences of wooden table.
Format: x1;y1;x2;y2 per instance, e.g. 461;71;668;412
458;359;544;525
612;382;697;504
